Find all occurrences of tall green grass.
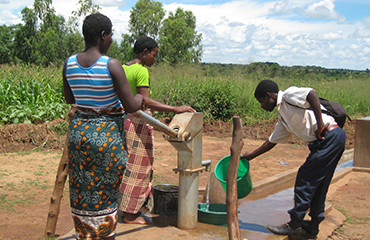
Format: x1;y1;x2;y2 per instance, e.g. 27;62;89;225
0;64;67;124
150;63;370;123
0;63;369;125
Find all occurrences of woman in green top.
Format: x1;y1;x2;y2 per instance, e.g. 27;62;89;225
119;36;195;224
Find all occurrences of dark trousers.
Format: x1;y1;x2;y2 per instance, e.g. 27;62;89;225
288;128;346;228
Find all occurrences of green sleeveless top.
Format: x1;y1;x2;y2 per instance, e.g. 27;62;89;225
122;63;151;95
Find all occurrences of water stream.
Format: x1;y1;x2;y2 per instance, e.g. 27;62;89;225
237;160;353;233
205;170;212;210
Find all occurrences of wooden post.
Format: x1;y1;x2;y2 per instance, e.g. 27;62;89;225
226;116;244;240
44;106;76;238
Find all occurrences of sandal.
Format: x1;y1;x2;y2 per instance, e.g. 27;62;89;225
123;212;152;225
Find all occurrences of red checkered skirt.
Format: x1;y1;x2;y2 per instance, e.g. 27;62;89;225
119;113;154;213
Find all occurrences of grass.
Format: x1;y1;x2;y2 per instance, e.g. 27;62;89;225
334;206;353;224
49;121;69;135
0;64;67;124
149;63;370;122
152;175;168;185
0;63;369;125
0;194;35;212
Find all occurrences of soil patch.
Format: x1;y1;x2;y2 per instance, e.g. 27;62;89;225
0;119;367;240
0;118;356;153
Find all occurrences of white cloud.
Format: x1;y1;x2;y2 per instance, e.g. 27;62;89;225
176;0;368;69
53;0;77;19
269;0;345;21
0;9;21;25
0;0;33;25
94;0;126;8
99;6;130;37
270;0;310;16
320;32;343;40
0;0;369;70
303;0;342;20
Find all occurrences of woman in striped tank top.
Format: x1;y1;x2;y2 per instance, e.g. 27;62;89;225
62;13;143;240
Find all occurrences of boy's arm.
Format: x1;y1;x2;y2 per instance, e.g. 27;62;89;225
306;89;328;139
241;140;276;161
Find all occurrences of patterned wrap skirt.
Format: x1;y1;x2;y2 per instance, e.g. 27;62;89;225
119;113;154;214
68;108;128;239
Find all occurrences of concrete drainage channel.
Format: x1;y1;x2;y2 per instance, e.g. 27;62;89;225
58;150;356;240
236;151;355;239
192;148;356;240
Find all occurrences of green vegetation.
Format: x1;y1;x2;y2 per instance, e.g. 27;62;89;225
150;62;370;123
0;62;369;125
0;193;34;212
2;1;367;126
0;0;202;66
158;7;202;64
0;64;67;124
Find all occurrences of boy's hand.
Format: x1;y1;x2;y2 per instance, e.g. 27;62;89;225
316;123;329;140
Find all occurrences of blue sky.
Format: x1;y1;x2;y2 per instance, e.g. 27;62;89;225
1;0;369;70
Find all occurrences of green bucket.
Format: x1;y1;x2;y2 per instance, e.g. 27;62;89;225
198;203;228;225
214;155;252;199
198;203;240;226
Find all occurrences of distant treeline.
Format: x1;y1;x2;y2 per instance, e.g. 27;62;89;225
0;0;202;67
200;62;370;79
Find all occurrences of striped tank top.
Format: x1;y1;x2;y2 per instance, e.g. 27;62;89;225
65;54;122;109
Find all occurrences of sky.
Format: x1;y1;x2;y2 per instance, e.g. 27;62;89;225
1;0;369;70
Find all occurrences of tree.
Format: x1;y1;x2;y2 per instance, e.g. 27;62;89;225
34;0;55;28
119;0;165;63
64;0;100;59
158;8;202;64
34;17;67;66
12;0;99;66
128;0;165;42
13;7;37;63
107;39;126;63
12;0;65;65
64;31;84;59
119;33;135;63
33;0;69;65
68;0;101;31
0;25;16;64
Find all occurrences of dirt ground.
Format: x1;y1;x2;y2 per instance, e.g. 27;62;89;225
0;118;368;240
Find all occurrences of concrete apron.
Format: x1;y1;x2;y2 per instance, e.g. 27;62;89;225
58;149;354;240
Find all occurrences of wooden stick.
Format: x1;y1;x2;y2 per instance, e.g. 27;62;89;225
43;106;76;238
226;116;244;240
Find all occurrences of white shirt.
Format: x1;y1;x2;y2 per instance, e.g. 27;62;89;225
269;86;336;144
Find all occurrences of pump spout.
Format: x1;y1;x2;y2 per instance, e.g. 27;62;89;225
202;160;212;172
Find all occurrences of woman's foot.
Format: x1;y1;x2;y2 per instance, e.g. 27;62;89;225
123;211;152;225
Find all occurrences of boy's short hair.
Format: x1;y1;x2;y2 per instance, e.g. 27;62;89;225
254;79;279;99
133;36;158;54
83;13;112;45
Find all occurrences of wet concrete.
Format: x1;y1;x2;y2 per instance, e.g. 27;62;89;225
238;160;353;232
58;214;286;240
58;158;353;240
58;203;343;240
